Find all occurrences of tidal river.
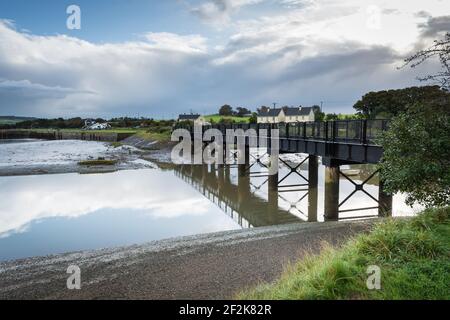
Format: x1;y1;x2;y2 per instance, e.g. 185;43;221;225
0;139;422;262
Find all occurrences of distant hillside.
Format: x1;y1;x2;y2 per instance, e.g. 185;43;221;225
0;116;37;125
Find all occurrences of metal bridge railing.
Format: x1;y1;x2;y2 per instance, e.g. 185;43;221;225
173;119;390;146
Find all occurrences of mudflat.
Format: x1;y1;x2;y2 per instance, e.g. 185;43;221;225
0;219;373;300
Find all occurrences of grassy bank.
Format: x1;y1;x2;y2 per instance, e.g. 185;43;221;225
238;207;450;300
204;114;251;123
0;127;173;145
134;127;172;142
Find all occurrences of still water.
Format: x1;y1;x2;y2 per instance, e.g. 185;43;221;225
0;140;422;261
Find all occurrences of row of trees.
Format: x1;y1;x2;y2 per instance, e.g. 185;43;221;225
353;85;450;119
0;117;175;130
218;105;252;117
1;117;88;129
109;118;174;128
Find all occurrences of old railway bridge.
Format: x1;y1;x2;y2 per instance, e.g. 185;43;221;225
174;119;392;221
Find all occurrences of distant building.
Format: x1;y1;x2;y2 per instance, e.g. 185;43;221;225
84;119;96;127
178;114;207;125
83;119;111;130
88;123;111;130
257;106;315;123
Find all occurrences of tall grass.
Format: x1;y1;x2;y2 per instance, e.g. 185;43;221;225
238;207;450;300
204;115;251;123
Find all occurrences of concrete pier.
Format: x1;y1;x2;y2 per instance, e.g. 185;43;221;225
268;149;279;192
238;146;250;203
308;155;318;222
378;179;393;217
324;165;340;221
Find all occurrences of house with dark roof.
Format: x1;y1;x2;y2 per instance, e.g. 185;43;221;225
177;113;207;125
257;106;315;123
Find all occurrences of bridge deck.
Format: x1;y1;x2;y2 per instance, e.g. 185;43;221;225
175;119;389;164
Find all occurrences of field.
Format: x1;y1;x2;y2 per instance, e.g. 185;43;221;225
0;117;37;125
0;119;19;125
203;114;251;123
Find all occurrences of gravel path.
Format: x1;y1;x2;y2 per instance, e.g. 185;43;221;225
0;220;373;300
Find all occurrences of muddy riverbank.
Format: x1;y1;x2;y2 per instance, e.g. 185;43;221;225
0;139;155;176
0;129;134;142
0;219;374;300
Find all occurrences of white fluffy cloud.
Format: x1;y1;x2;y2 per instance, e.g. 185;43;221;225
0;20;211;117
0;0;448;117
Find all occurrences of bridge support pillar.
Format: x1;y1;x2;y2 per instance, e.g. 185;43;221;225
238;175;250;204
201;163;208;187
217;144;225;169
308;155;318;222
378;179;393;217
238;146;250;204
268;172;279;192
192;164;202;181
237;145;250;180
217;163;225;193
324;164;340;221
268;148;279;191
267;149;279;217
267;184;279;218
224;164;230;183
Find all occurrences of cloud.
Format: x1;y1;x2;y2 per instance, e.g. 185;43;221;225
418;15;450;38
0;167;216;237
144;32;208;53
0;1;447;117
0;79;95;98
279;0;316;9
190;0;262;26
0;21;210;117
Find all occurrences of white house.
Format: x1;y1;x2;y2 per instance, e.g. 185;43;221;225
87;123;111;130
83;119;111;130
257;106;316;123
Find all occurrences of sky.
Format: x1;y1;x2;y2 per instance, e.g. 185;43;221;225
0;0;449;118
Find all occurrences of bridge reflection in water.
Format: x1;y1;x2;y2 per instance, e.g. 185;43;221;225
174;163;305;228
173;154;383;228
174;120;393;222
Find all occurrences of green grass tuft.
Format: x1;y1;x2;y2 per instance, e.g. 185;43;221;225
238;207;450;300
